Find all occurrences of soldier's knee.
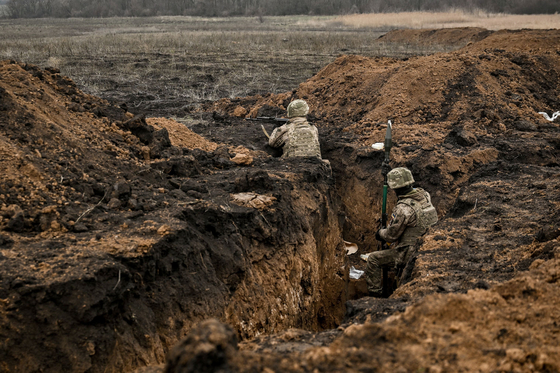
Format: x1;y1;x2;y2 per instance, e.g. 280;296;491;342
366;251;382;266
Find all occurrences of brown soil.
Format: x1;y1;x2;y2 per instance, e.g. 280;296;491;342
1;27;559;373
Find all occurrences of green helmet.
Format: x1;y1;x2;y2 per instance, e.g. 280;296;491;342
387;167;415;189
287;99;309;118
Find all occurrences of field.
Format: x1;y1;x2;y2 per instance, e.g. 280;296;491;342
1;13;560;373
2;13;556;119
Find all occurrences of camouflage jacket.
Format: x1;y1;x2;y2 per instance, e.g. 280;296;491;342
378;188;438;249
268;117;321;159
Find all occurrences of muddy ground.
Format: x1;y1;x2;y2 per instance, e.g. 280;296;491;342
0;28;559;373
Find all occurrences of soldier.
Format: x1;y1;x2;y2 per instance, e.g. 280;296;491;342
365;167;438;297
268;99;322;159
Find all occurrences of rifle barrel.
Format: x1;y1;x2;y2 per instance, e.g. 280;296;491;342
245;117;289;122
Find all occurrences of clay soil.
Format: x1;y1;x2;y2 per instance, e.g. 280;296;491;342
1;27;560;373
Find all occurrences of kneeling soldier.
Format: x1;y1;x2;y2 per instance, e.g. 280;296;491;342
365;167;438;297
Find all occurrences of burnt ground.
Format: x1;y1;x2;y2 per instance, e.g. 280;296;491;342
1;28;560;373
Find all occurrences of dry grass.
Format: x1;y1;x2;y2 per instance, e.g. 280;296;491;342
332;11;560;30
0;16;394;115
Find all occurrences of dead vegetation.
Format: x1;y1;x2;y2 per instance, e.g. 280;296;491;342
333;11;560;30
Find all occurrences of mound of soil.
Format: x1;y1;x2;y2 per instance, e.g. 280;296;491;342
377;26;494;46
1;27;560;373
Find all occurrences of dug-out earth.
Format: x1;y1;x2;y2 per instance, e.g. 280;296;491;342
0;28;559;372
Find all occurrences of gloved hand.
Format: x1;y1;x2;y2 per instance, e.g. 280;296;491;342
375;229;383;241
381;161;391;176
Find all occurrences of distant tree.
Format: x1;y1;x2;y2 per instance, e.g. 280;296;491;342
18;0;66;17
4;0;560;18
510;0;560;14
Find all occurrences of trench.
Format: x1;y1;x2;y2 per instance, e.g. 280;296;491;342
0;147;387;373
0;109;397;373
96;156;371;372
108;144;387;372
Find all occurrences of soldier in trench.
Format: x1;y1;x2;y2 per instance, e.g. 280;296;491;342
365;167;438;297
268;99;322;159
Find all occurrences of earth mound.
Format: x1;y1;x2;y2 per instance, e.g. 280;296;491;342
1;27;560;373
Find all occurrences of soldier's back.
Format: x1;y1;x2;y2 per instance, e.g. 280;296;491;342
283;120;321;158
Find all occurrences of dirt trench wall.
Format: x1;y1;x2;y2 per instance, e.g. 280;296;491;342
148;162;345;367
222;165;347;338
318;134;394;253
0;162;347;373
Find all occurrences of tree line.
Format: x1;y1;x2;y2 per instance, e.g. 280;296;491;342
4;0;559;18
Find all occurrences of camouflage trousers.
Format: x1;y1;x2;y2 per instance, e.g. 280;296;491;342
364;246;410;295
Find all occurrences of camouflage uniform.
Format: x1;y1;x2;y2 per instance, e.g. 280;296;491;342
268;117;321;159
365;187;438;295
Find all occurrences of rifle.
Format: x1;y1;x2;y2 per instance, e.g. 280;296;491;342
245;117;289;139
245;116;289;123
380;120;392;250
380;120;393;297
